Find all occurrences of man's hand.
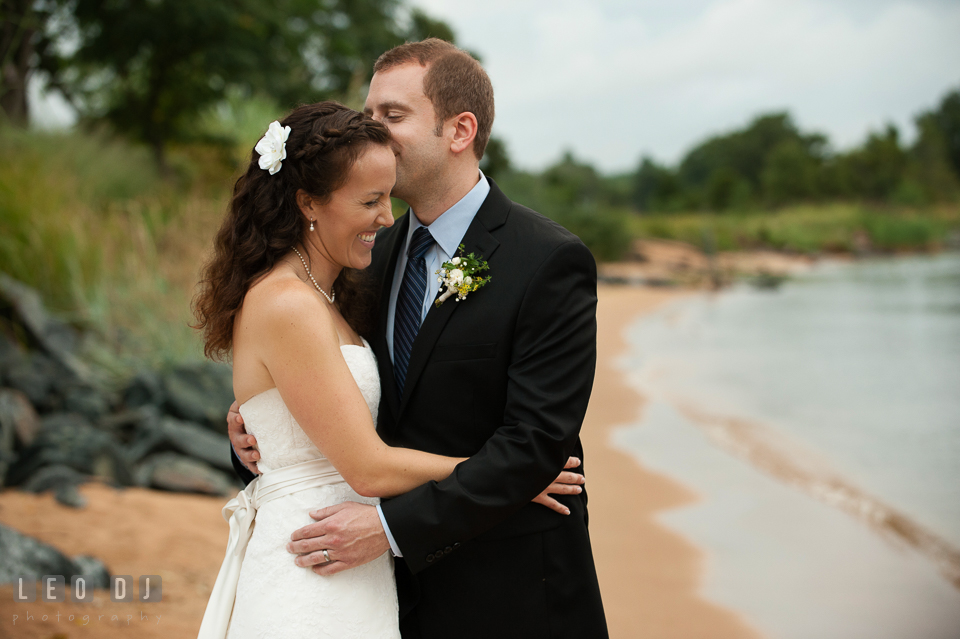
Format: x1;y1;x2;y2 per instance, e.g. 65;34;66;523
532;456;585;515
227;400;261;475
287;502;391;576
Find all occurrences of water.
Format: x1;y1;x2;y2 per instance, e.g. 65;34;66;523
613;254;960;639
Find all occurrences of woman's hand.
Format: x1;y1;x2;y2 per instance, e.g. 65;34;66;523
532;456;585;515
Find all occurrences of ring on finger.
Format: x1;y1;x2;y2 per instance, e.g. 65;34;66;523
322;549;331;563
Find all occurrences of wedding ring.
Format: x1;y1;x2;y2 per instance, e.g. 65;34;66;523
322;549;331;563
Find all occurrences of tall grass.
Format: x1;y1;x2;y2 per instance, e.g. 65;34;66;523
0;126;236;377
633;204;960;254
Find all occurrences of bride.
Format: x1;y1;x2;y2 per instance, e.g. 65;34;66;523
191;102;579;638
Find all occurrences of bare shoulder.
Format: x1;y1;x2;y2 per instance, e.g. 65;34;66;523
241;267;337;340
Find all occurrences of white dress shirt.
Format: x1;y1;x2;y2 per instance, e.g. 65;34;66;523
376;171;491;557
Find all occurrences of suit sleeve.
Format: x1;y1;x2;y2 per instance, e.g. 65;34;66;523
231;443;258;486
379;239;598;574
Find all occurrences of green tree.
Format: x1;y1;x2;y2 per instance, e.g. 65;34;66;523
677;112;825;207
632;156;680;211
835;125;906;199
35;0;451;166
762;139;819;205
543;150;602;207
479;135;511;180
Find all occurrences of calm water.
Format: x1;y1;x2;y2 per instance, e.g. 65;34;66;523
614;254;960;639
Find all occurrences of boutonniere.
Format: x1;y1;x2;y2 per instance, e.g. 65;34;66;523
435;244;491;307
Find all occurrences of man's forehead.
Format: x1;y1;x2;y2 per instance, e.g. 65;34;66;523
365;65;429;111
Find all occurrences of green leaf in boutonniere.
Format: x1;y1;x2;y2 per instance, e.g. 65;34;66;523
434;244;491;307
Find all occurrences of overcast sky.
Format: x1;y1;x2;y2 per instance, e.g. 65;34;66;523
411;0;960;172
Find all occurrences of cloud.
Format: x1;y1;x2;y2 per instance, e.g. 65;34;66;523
412;0;960;171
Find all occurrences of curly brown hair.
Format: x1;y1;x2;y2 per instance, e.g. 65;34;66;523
193;102;391;361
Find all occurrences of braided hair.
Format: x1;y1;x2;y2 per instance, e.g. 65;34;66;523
193;102;391;360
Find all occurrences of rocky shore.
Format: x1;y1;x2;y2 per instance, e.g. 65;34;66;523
0;274;239;588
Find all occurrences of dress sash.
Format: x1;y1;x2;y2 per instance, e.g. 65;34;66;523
197;458;345;639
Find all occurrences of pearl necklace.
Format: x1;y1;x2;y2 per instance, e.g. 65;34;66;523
292;247;335;304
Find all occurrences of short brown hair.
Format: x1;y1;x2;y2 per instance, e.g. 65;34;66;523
374;38;494;161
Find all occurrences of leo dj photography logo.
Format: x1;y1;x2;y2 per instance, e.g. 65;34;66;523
12;575;162;603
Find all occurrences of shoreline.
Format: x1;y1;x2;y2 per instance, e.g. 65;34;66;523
583;284;763;638
0;283;764;638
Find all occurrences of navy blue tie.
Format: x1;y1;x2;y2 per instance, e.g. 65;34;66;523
393;226;434;394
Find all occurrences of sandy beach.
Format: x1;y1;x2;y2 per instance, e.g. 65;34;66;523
0;284;761;638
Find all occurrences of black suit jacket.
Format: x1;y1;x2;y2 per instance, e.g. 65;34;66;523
370;179;607;638
232;179;607;638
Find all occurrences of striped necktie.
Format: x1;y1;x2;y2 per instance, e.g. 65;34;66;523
393;226;434;394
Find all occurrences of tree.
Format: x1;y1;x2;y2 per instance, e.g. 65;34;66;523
0;0;52;124
677;112;826;207
632;156;680;212
479;135;511;180
33;0;453;166
762;139;819;205
835;125;906;200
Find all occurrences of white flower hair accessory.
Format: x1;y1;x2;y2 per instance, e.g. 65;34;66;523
255;121;291;175
435;245;491;307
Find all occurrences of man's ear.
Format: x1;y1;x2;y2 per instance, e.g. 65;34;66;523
449;112;478;155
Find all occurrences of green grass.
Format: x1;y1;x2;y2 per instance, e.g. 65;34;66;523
632;204;960;254
0;125;236;379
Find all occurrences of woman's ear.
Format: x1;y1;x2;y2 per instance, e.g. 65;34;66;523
296;189;320;221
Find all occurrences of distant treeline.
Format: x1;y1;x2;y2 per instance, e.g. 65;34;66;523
489;87;960;259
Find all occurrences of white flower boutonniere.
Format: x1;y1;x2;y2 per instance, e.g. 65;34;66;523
435;245;491;307
255;121;291;175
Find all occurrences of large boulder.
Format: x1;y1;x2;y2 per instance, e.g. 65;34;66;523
127;415;233;471
161;361;234;433
0;522;110;588
122;369;164;410
135;452;237;496
21;464;90;508
0;274;91;382
6;413;134;487
0;388;41;488
3;350;65;411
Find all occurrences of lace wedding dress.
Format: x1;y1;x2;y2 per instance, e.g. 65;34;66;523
199;341;400;639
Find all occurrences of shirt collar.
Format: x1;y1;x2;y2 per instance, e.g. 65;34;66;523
407;170;491;257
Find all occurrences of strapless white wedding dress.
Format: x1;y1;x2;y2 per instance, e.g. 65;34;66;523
199;342;399;639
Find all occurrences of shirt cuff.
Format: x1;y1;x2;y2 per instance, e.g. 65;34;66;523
376;504;403;558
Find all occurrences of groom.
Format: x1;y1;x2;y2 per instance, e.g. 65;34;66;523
229;38;607;638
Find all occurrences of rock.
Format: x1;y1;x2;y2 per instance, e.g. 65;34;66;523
162;361;234;433
0;522;76;583
0;523;110;588
127;415;233;471
21;464;90;508
71;555;110;588
0;274;91;382
0;331;19;377
135;452;237;496
0;387;40;446
122;369;164;409
98;405;159;444
6;413;134;487
4;351;65;410
61;381;111;421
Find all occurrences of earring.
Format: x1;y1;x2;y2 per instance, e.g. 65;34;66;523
309;219;315;232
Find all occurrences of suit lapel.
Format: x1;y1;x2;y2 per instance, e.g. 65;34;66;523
372;213;409;424
396;180;511;418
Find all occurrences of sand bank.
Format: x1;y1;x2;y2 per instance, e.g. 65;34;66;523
0;284;761;638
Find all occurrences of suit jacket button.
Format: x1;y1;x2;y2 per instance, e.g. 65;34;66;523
426;554;434;563
444;546;452;554
453;542;461;548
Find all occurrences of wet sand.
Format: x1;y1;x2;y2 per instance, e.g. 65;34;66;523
583;285;763;638
0;284;762;638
